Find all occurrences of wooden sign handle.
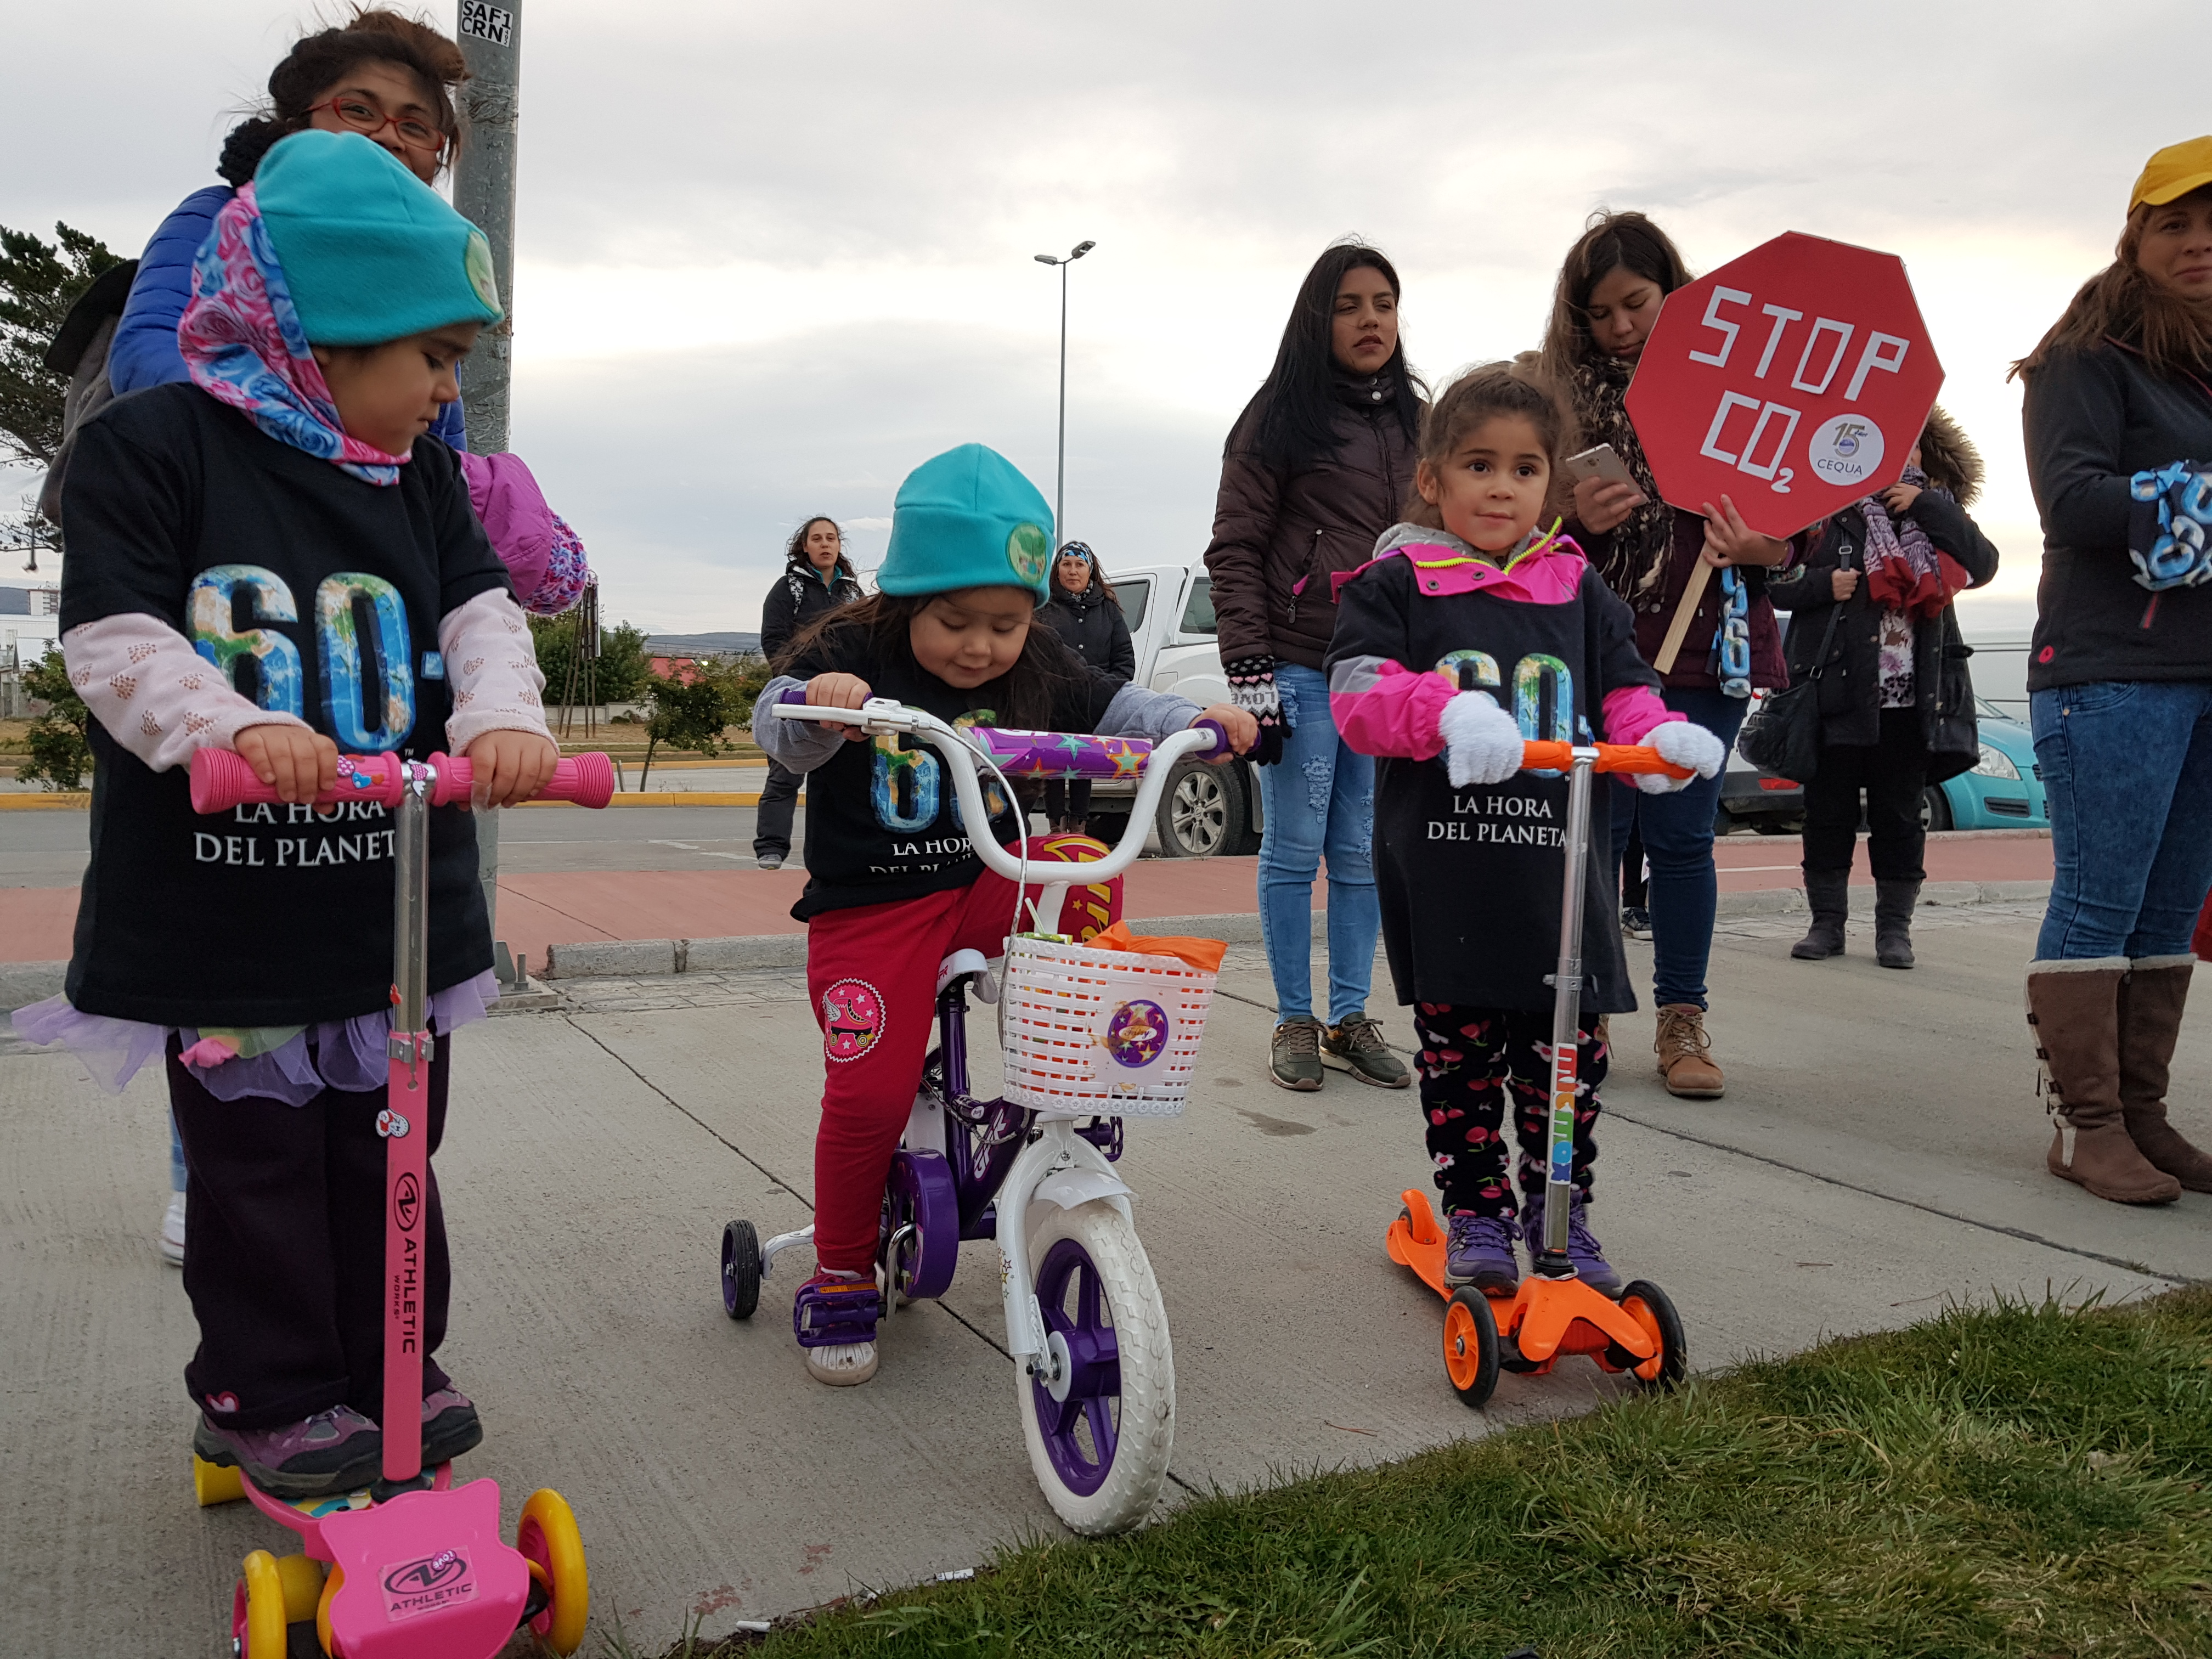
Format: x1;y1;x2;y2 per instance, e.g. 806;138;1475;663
1651;555;1716;677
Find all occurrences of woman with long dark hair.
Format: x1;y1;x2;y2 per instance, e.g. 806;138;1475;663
1541;212;1791;1101
758;516;863;868
1204;242;1423;1092
2014;137;2212;1207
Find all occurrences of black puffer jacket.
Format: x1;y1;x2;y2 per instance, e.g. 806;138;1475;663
1041;585;1135;681
1767;410;2000;780
2023;341;2212;689
1201;372;1418;670
763;561;862;665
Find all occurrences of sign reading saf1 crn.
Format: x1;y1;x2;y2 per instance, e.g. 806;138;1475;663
459;1;512;46
1624;232;1944;540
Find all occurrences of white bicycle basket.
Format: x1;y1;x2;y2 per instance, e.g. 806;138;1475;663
999;935;1218;1116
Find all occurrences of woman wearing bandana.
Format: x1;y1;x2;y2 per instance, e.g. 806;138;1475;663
1767;411;1999;968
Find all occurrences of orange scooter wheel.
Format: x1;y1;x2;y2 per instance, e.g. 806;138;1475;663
1608;1279;1687;1389
1442;1287;1501;1408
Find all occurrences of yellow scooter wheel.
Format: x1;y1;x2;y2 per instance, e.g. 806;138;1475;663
236;1550;287;1659
517;1488;589;1654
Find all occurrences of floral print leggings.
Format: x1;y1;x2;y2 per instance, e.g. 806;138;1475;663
1412;1004;1605;1218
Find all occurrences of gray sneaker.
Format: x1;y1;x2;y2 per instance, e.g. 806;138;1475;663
755;850;786;871
194;1404;382;1498
1321;1015;1410;1088
1269;1016;1325;1091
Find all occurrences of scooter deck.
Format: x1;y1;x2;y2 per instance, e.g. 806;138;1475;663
1387;1190;1662;1375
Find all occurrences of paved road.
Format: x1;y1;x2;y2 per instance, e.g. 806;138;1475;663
4;907;2200;1654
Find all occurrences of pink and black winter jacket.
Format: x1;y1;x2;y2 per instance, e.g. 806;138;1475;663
1323;523;1679;1013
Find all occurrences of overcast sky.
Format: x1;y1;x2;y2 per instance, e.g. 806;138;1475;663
4;0;2196;637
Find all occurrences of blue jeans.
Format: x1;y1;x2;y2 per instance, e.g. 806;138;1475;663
1256;663;1380;1024
1609;686;1750;1011
2032;680;2212;961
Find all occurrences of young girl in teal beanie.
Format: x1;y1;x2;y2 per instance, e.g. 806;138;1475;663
22;129;559;1497
758;443;1256;1385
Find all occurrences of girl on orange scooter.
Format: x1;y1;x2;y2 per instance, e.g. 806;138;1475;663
1325;364;1726;1295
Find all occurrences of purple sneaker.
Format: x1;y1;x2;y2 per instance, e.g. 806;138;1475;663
1522;1188;1621;1296
421;1386;482;1466
1443;1210;1521;1294
193;1404;382;1499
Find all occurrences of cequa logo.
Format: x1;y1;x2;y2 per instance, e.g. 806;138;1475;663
394;1171;421;1231
1804;414;1886;488
381;1546;479;1622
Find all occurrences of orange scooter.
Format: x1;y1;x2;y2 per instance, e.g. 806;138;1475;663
1386;738;1689;1408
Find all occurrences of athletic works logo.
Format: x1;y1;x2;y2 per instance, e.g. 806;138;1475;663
393;1171;422;1232
382;1547;478;1622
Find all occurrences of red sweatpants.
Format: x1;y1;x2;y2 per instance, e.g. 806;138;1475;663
805;840;1120;1273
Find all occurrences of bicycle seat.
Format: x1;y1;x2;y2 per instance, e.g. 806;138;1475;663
935;949;1000;1003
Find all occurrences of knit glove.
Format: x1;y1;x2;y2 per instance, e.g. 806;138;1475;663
1637;719;1728;795
1224;654;1289;766
1439;691;1524;788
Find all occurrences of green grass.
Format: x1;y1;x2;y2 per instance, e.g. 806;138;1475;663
637;1288;2212;1659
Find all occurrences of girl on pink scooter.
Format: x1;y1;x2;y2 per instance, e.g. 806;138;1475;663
15;129;558;1498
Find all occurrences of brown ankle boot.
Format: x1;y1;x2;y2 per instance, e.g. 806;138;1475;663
2118;956;2212;1192
2029;961;2181;1205
1654;1004;1725;1098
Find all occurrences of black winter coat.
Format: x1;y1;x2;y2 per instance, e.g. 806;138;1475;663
2022;342;2212;689
1041;586;1135;681
1767;493;1999;782
763;561;862;665
1201;373;1419;671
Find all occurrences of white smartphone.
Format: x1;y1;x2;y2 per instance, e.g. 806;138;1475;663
1562;443;1638;489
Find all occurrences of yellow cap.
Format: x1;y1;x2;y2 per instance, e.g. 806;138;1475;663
2131;137;2212;211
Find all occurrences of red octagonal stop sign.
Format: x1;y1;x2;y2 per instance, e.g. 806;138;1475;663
1623;232;1944;541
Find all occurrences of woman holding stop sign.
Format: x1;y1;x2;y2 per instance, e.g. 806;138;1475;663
2013;137;2212;1207
1539;212;1792;1101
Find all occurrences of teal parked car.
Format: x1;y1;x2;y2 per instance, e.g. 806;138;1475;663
1926;698;2046;830
1717;696;2046;833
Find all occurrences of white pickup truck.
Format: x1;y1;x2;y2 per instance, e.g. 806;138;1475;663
1078;562;1265;857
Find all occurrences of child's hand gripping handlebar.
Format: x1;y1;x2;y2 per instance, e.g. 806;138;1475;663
189;747;618;814
1519;740;1695;780
765;696;1227;884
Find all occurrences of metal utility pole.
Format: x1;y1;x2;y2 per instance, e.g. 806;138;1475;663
1031;240;1094;541
453;0;520;455
453;1;522;979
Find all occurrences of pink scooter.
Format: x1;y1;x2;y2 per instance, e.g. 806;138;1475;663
189;746;614;1658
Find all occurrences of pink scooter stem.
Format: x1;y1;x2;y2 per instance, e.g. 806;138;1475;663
382;759;436;1489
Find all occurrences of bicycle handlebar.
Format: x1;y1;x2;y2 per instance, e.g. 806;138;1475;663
1521;740;1694;780
765;697;1226;883
190;748;617;814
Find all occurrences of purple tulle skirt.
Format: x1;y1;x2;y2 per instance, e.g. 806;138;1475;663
10;970;499;1105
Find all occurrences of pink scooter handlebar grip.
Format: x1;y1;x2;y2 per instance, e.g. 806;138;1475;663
190;748;617;812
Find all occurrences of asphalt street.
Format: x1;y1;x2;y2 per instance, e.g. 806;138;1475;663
3;906;2201;1654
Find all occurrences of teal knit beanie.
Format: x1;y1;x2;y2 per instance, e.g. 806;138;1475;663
255;129;504;346
877;444;1055;607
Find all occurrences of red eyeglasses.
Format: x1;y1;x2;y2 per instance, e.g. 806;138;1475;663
307;97;449;157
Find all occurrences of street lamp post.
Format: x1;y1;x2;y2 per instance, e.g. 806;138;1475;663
1032;240;1094;543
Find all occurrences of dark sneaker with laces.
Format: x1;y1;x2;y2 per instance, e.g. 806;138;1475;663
1522;1188;1622;1296
1621;905;1652;940
421;1386;483;1465
1444;1210;1521;1293
1269;1016;1325;1091
1321;1014;1410;1088
193;1404;382;1499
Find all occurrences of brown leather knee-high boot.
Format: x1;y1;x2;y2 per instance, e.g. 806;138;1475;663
2118;956;2212;1193
2029;960;2181;1205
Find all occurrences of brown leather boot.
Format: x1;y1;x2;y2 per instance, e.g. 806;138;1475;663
2118;956;2212;1192
1654;1004;1725;1098
2029;961;2181;1204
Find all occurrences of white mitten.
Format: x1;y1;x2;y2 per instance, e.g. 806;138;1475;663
1440;691;1525;788
1637;718;1728;794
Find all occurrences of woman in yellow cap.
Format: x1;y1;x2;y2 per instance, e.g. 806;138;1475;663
2013;136;2212;1209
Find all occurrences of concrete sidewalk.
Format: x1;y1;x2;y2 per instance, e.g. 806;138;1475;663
3;901;2201;1655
